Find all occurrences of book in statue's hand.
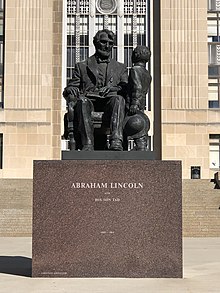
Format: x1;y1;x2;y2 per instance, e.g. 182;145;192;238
86;92;102;99
86;91;118;99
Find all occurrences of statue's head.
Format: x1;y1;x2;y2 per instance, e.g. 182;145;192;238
93;29;115;60
132;45;151;64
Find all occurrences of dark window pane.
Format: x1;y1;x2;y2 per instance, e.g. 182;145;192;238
114;35;117;46
111;47;117;60
128;51;133;67
124;47;133;68
124;34;128;46
209;66;220;76
67;35;76;46
137;34;146;46
67;47;76;67
124;34;133;46
80;35;89;46
209;100;220;108
67;68;72;79
80;47;89;61
212;36;220;42
124;47;128;66
210;134;220;139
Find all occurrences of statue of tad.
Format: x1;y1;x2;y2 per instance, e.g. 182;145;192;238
63;29;128;151
123;45;152;151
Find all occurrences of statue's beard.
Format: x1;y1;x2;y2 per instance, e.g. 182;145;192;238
96;48;111;59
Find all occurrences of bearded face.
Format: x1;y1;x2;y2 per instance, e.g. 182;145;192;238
95;32;114;59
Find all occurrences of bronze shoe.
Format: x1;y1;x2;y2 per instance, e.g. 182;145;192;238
82;145;94;151
109;139;123;151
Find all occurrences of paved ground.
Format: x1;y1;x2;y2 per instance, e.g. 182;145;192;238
0;237;220;293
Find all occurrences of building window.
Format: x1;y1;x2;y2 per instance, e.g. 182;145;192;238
208;0;220;11
0;134;2;169
66;0;89;84
209;134;220;169
65;0;150;84
208;78;220;107
124;1;148;68
95;14;118;60
208;3;220;107
0;0;4;108
124;15;133;68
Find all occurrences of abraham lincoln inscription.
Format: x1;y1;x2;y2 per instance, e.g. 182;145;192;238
71;182;144;189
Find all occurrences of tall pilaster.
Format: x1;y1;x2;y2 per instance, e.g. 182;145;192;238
161;0;208;110
52;0;63;159
117;0;124;63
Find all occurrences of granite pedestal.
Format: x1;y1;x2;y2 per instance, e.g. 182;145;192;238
62;150;155;160
32;160;182;278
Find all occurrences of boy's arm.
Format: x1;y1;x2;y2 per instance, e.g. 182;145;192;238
129;68;143;114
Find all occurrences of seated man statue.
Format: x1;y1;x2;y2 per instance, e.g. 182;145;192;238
63;29;128;151
123;45;152;151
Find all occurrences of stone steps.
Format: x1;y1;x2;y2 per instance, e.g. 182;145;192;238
0;179;219;237
183;179;220;237
0;179;32;237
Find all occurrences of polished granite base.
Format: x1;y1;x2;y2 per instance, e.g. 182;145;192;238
32;160;182;278
62;150;155;160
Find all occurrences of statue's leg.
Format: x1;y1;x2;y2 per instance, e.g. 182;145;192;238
75;96;94;150
134;135;149;151
67;102;76;150
63;112;69;140
104;95;125;151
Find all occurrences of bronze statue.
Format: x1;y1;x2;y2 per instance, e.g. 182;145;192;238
123;45;152;151
63;29;128;151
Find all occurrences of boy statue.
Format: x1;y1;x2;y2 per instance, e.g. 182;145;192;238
123;45;152;151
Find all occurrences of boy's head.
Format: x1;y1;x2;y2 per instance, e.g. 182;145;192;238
132;45;151;64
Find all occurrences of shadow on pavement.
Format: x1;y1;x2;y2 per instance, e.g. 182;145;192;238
0;256;32;277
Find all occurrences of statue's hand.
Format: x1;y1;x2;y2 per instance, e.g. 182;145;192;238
99;86;111;97
129;104;139;115
63;87;78;99
68;95;78;107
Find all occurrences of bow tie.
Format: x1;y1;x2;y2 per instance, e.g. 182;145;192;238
96;57;110;64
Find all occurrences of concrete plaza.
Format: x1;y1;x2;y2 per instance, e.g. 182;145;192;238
0;237;220;293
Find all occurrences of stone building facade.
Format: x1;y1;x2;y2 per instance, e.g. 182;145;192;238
0;0;219;179
0;0;63;178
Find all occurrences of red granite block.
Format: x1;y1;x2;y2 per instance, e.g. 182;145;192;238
32;160;182;278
